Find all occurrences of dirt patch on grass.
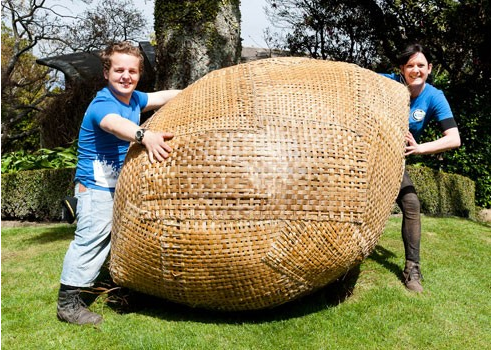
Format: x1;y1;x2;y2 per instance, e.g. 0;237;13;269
477;209;491;223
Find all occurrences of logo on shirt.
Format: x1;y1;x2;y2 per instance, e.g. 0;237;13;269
412;109;426;122
93;158;119;188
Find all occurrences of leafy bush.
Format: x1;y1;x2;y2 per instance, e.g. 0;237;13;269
407;165;476;218
1;168;75;221
1;143;77;174
1;143;78;221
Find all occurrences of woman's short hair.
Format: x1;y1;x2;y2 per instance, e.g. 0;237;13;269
396;43;432;66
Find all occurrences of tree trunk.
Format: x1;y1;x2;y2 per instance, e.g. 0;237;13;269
154;0;241;89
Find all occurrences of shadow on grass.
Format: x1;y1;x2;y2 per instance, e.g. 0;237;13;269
25;225;74;245
89;264;361;324
367;245;402;282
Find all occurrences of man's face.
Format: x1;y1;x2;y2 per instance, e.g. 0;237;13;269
104;52;141;103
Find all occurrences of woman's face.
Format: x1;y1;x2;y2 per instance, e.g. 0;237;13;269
400;52;432;88
104;52;141;103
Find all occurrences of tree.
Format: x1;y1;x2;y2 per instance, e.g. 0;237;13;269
264;0;490;207
1;20;53;152
154;0;242;89
265;0;380;66
61;0;149;53
1;0;149;150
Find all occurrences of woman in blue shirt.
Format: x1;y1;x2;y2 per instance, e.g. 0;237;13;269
383;43;461;292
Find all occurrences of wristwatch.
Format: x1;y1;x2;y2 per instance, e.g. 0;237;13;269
135;128;147;144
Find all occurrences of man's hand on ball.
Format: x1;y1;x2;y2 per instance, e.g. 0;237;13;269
142;131;174;163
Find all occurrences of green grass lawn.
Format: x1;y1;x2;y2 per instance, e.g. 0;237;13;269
1;215;490;350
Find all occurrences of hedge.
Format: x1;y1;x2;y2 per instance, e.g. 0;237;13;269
406;164;476;218
1;165;476;222
1;168;75;221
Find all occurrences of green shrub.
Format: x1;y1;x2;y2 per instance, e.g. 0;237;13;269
1;143;77;174
407;165;476;218
1;168;75;221
436;171;476;218
1;143;77;221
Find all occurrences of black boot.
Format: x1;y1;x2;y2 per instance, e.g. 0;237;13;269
403;260;424;293
57;287;102;325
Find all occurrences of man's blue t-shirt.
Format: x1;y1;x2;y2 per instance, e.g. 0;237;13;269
75;87;148;192
381;73;454;141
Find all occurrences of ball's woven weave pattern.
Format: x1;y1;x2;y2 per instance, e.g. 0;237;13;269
110;58;409;310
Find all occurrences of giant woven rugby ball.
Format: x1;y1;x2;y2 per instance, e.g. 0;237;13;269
110;57;409;310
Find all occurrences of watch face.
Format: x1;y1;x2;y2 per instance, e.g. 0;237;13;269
136;129;145;142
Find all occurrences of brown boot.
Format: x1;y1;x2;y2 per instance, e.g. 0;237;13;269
57;288;102;325
403;260;424;293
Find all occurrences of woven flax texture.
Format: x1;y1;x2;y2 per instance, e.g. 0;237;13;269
110;57;409;311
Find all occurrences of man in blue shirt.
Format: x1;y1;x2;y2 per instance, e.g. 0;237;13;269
57;41;181;325
383;43;460;292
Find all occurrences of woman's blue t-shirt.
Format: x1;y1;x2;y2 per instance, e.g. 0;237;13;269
381;73;454;141
75;87;148;191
